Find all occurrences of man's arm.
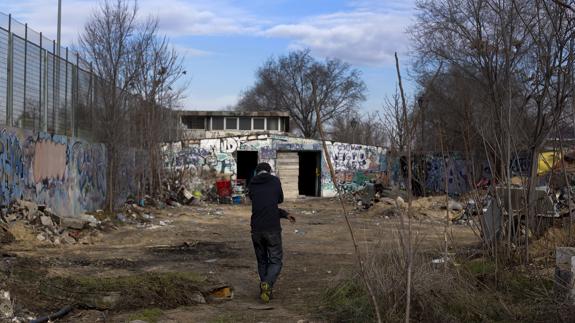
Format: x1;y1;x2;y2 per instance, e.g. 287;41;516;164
277;178;284;204
279;208;296;223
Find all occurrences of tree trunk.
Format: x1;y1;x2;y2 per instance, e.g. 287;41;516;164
525;147;540;264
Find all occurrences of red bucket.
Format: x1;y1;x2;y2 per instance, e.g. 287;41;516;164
216;180;232;197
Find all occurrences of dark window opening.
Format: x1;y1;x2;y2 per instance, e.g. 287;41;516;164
212;117;224;130
237;151;259;186
253;118;265;130
281;117;290;132
267;117;278;131
298;151;321;197
181;116;206;129
239;117;251;130
225;117;238;130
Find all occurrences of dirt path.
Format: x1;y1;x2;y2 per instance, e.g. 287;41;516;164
2;198;477;323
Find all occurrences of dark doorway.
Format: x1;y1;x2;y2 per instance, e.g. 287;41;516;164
236;151;258;186
298;151;321;197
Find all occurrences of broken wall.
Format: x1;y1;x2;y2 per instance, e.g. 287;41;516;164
163;134;388;197
0;127;106;215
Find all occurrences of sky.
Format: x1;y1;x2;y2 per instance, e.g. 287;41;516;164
2;0;417;113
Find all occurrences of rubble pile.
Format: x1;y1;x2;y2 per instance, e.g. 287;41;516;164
162;169;213;206
0;200;103;245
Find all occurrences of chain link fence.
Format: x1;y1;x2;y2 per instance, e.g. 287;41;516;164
0;13;95;140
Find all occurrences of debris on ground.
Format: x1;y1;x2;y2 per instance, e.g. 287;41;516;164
0;290;14;319
0;200;105;246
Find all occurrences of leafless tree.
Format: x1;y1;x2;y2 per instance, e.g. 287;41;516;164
381;88;409;153
329;111;386;146
236;49;366;138
130;35;187;198
79;0;185;209
412;0;575;260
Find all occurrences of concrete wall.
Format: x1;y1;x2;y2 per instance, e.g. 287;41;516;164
164;134;388;197
0;127;106;215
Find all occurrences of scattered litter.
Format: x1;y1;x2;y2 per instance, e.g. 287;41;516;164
206;285;234;300
0;290;14;319
205;258;218;263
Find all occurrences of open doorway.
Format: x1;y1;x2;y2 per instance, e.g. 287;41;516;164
236;151;258;186
298;151;321;197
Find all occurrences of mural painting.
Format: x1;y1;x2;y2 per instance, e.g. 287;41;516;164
164;134;388;196
0;127;107;215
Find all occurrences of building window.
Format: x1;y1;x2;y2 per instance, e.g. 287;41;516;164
239;117;251;130
225;117;238;130
267;117;279;131
181;116;205;129
212;117;224;130
253;118;265;130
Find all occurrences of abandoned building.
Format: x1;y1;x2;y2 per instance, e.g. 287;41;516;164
166;110;389;199
176;110;291;139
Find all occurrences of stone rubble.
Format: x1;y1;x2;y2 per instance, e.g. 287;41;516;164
0;199;104;246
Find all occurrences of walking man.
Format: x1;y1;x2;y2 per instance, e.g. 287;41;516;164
248;162;295;303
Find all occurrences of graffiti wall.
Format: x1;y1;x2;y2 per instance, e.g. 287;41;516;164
164;134;388;197
0;127;106;215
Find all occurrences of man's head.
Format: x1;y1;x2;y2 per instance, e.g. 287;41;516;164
256;162;272;175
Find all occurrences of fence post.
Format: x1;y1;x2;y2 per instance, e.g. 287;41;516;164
23;24;29;129
6;14;13;126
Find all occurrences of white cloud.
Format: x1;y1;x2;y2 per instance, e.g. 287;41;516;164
2;0;260;47
172;44;213;57
264;2;414;66
263;0;413;65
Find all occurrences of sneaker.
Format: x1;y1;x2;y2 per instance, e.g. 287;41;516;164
260;282;271;303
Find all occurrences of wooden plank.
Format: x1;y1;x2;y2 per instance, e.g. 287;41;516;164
277;152;299;199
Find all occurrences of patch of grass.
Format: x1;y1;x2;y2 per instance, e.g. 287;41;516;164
39;271;208;310
128;308;164;323
320;256;575;323
321;279;374;323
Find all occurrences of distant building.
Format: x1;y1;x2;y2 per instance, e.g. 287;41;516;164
175;110;290;139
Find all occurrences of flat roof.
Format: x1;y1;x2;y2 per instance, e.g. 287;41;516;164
176;110;290;117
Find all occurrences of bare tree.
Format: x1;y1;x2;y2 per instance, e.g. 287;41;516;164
79;0;185;209
412;0;575;260
381;88;408;153
329;112;386;146
130;35;187;198
236;49;366;138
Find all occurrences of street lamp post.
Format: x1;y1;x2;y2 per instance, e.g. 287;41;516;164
350;118;358;144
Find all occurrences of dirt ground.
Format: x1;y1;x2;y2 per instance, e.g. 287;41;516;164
1;197;477;323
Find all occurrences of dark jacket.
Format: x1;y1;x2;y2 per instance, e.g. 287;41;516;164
248;172;285;232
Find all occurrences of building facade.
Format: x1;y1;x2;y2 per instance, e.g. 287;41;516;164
164;133;389;198
176;110;291;139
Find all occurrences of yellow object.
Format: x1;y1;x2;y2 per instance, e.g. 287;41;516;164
538;151;562;175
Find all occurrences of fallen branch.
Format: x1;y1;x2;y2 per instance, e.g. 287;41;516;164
30;305;74;323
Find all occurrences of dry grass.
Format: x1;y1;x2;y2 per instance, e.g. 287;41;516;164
321;229;575;323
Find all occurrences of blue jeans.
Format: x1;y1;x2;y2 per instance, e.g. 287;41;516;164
251;231;283;287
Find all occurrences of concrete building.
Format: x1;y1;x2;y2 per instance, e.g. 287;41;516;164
165;133;389;199
176;110;291;139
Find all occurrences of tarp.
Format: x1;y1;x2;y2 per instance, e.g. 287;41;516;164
538;151;562;175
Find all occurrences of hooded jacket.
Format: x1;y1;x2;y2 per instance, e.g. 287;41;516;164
248;172;285;232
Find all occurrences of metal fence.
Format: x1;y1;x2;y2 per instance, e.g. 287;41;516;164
0;12;95;139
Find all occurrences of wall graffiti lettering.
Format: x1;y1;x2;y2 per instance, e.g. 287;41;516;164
164;134;388;197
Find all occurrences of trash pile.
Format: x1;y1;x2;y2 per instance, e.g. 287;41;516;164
162;168;214;206
0;200;104;245
115;202;174;229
